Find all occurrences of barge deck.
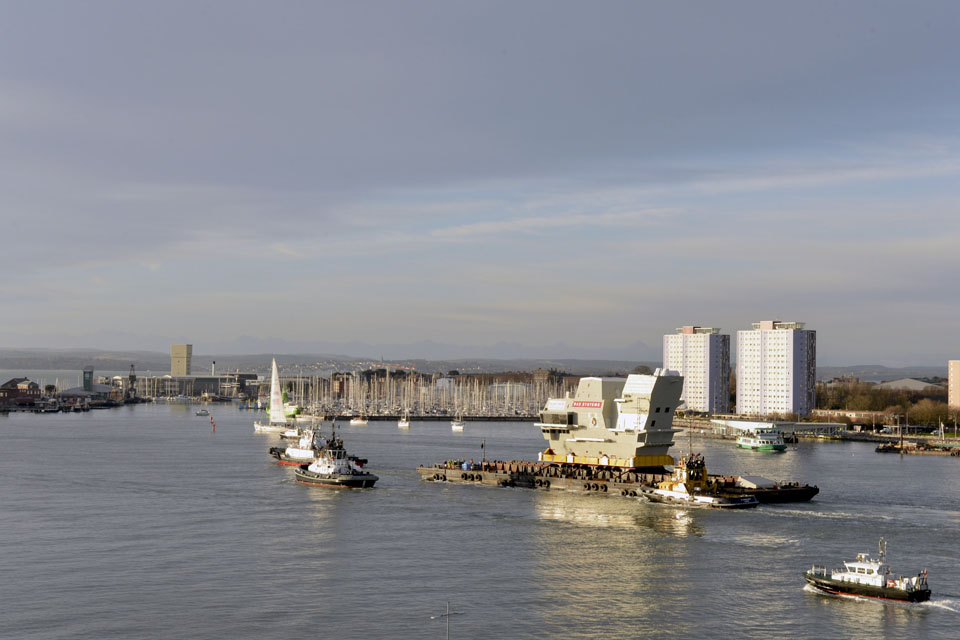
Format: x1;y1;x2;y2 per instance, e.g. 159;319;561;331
416;460;818;503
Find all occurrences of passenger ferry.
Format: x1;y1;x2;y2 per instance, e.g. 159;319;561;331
736;427;787;451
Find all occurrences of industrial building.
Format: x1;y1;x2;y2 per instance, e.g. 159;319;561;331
170;344;192;376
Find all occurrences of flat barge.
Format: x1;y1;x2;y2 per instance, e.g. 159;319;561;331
876;442;960;456
416;459;818;503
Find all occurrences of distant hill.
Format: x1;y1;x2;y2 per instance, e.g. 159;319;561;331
816;364;946;382
0;347;656;377
1;348;945;382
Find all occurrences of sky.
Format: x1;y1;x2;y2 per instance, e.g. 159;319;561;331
0;1;958;366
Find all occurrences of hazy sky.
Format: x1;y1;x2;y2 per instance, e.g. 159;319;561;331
1;1;958;365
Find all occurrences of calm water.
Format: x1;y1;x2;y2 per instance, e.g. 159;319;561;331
1;405;959;639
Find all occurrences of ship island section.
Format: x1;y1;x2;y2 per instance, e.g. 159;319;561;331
418;369;818;505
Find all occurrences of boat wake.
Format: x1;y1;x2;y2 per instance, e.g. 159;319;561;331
922;597;960;613
804;584;960;612
763;508;894;523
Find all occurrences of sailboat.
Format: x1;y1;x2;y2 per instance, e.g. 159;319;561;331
398;410;410;429
451;385;464;431
254;358;290;433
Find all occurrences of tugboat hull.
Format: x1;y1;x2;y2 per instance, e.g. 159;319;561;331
641;488;759;509
294;466;378;488
803;572;931;602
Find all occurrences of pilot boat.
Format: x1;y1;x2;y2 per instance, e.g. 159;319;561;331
640;453;759;508
294;433;378;489
803;538;930;602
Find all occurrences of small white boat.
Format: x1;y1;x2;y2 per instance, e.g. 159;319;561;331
195;409;210;417
451;413;465;431
269;429;326;465
398;411;410;429
349;416;368;426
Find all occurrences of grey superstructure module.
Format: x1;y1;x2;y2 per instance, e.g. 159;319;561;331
535;369;683;468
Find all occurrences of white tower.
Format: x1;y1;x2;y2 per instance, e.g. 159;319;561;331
662;326;730;414
736;321;816;417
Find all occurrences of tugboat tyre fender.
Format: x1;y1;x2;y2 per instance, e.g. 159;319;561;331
543;480;549;488
600;484;607;492
591;483;599;491
583;483;591;491
461;473;467;480
475;474;482;481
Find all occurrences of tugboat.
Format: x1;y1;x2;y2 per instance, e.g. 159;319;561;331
269;429;325;466
294;430;378;489
803;538;930;602
640;453;759;509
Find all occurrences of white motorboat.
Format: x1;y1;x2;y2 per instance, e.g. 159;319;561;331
398;411;410;429
269;429;326;465
451;414;465;431
349;416;368;426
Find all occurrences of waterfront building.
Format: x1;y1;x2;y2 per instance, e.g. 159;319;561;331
736;320;816;417
0;377;41;409
950;360;960;409
171;344;193;376
662;326;730;413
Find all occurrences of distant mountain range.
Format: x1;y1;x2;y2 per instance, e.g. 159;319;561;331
0;347;947;381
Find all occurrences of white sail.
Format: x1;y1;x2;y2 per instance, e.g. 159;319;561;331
269;358;285;424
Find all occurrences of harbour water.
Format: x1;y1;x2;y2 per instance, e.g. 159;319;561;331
2;405;959;639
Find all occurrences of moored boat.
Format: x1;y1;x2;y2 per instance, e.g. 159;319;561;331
398;411;410;429
451;414;464;431
349;416;368;426
803;538;930;602
195;408;210;416
640;453;759;509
